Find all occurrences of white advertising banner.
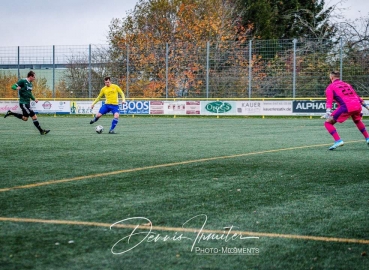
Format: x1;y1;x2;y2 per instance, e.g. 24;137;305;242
3;99;369;117
262;100;293;115
236;101;263;115
30;100;70;114
149;101;165;114
201;101;237;115
202;100;293;116
234;100;292;115
0;101;21;114
164;101;186;115
185;101;201;115
70;101;98;115
150;101;186;115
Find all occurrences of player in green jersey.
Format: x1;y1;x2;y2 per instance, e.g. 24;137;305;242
4;71;50;135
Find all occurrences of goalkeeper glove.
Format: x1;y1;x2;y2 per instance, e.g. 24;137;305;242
321;108;332;119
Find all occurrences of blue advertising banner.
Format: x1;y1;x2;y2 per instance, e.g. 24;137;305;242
120;101;149;115
292;100;326;114
292;100;338;115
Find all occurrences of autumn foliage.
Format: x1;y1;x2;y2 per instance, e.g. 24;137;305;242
0;73;18;99
108;0;249;98
2;1;365;99
0;73;71;99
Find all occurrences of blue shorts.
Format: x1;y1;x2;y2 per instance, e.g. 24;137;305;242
99;104;120;115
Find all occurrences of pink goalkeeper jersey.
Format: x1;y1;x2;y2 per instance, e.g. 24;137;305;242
325;79;363;112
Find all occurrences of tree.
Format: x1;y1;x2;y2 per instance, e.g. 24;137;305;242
62;46;121;98
0;72;53;99
238;0;336;39
54;80;70;98
336;16;369;50
335;15;369;96
32;77;53;98
107;0;245;97
0;72;18;98
109;0;243;45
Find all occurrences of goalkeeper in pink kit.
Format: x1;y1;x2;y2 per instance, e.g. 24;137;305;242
322;71;369;150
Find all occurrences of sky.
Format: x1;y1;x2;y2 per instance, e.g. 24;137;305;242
0;0;137;47
329;0;369;20
0;0;368;47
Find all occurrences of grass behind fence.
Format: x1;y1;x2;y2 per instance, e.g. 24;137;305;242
0;116;368;269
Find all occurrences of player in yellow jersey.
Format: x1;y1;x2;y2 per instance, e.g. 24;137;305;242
89;77;126;134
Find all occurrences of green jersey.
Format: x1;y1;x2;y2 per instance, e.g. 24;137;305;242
11;78;36;104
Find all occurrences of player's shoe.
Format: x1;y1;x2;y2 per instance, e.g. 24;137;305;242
366;138;369;146
108;130;116;134
328;140;344;150
40;129;50;135
90;120;94;124
4;110;11;118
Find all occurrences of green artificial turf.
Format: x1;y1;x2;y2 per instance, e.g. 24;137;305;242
1;116;368;269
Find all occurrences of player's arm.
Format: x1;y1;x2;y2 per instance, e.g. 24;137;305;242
91;89;104;108
322;87;334;119
11;80;22;90
11;83;18;90
360;98;369;110
30;92;37;102
117;86;126;103
325;87;334;110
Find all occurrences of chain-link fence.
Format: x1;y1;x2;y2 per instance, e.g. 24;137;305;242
0;39;368;99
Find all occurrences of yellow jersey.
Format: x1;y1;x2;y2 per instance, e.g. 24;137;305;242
92;84;125;105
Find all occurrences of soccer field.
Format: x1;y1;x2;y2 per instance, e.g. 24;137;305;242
0;116;368;269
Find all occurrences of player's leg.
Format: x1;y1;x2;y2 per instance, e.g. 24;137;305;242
90;105;106;124
109;105;120;134
351;112;369;145
325;119;344;150
325;107;346;150
19;103;33;122
109;114;119;134
4;108;23;119
29;108;50;135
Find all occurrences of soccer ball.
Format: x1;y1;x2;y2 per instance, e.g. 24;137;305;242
95;125;104;134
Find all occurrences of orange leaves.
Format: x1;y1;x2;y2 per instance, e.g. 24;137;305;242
145;81;165;97
0;73;18;98
109;0;244;46
106;0;252;98
0;74;57;99
31;78;53;99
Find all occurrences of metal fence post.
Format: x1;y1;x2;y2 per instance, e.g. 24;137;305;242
166;43;169;98
52;45;55;98
17;46;20;80
248;40;252;98
206;41;210;98
126;44;130;98
88;44;92;98
340;37;343;80
293;39;297;98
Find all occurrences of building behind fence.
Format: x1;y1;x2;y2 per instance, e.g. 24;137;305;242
0;39;368;99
